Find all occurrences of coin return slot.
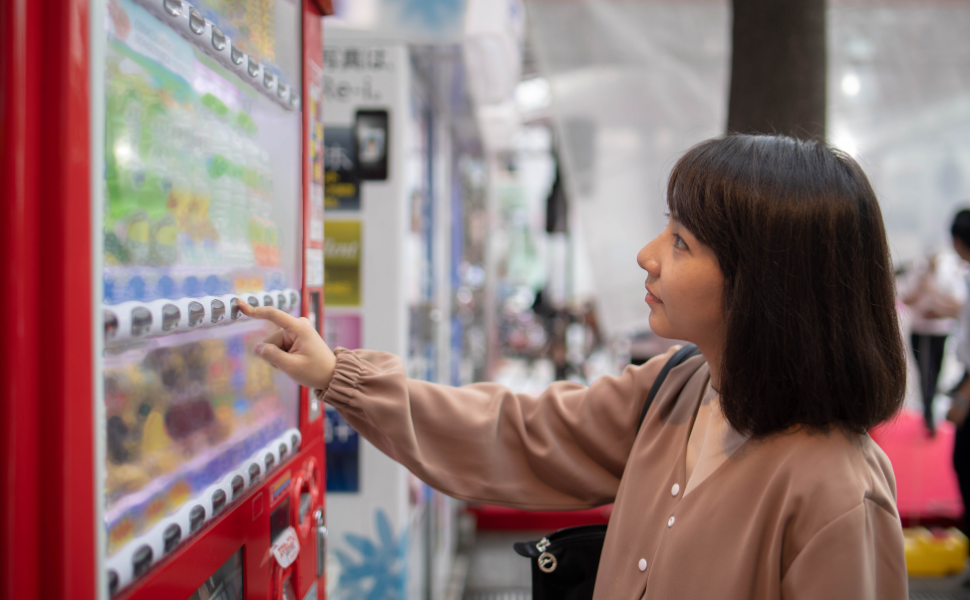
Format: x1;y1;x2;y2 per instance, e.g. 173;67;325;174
187;301;205;327
104;310;119;340
211;299;226;323
163;523;181;553
161;303;180;331
189;10;205;35
231;475;245;499
211;27;226;51
211;489;227;514
189;505;206;533
132;545;153;577
131;307;152;337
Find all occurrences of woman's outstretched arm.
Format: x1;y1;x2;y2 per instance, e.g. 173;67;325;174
239;301;676;510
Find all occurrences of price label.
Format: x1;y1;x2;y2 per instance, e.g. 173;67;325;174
271;526;300;569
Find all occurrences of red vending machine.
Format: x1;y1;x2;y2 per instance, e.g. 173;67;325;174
1;0;332;598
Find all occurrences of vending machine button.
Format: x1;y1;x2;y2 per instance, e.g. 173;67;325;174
187;301;204;327
263;72;274;89
247;295;259;307
289;292;298;310
132;545;153;577
162;0;181;17
104;310;119;340
229;297;241;320
211;299;226;323
230;46;245;66
108;569;119;596
189;505;206;533
249;462;261;482
263;294;274;307
277;294;287;311
247;58;260;78
278;84;289;99
131;307;152;337
290;433;300;452
278;443;288;461
188;9;205;35
211;27;226;51
231;475;245;499
163;523;181;553
212;489;227;514
161;304;180;331
264;453;276;472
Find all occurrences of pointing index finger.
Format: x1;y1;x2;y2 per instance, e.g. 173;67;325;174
237;300;302;330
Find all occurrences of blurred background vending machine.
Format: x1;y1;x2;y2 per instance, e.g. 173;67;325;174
2;0;333;598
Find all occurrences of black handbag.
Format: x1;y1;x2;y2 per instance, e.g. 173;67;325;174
512;344;701;600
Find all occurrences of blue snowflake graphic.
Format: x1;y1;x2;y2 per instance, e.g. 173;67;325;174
334;509;407;600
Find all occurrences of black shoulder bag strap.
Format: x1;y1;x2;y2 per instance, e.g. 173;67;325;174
637;343;702;431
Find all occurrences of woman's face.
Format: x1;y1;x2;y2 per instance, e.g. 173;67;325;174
637;217;726;348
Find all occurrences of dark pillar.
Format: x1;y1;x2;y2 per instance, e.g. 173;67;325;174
727;0;827;142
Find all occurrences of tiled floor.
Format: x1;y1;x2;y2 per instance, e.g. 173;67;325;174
460;531;969;599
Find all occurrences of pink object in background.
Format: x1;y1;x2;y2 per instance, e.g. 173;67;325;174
871;408;964;522
325;314;362;350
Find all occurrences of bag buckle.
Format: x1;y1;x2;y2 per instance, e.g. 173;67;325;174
536;538;557;573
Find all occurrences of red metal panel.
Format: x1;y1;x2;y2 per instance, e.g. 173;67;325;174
2;0;96;598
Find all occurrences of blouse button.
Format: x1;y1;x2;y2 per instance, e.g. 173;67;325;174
668;516;675;528
671;483;680;496
638;558;647;572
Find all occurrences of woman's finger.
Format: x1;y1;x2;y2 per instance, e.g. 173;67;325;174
238;301;301;330
262;327;288;350
255;341;301;374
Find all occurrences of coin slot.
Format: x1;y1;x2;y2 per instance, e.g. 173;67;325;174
211;27;226;51
189;10;205;35
104;310;119;340
161;303;180;331
132;544;153;577
210;299;225;323
212;489;227;514
231;475;245;499
163;523;181;553
189;505;206;533
131;307;152;337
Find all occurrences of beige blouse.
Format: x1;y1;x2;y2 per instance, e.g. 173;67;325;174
321;348;908;600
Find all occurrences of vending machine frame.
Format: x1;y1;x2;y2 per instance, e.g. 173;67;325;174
0;0;333;598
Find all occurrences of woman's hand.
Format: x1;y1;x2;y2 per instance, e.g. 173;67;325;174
237;301;338;392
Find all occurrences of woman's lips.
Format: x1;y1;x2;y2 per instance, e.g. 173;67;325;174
645;287;663;305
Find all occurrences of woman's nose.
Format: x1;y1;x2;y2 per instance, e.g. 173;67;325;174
637;242;658;275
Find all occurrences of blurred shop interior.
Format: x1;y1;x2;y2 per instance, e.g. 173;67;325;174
318;0;970;598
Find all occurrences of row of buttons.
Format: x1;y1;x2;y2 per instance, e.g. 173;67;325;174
137;0;300;111
638;483;683;573
103;288;300;343
106;428;302;596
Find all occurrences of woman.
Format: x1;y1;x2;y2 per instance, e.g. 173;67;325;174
240;134;908;599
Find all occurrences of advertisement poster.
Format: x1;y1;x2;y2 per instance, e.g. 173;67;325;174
324;220;361;306
325;406;359;492
324;126;360;211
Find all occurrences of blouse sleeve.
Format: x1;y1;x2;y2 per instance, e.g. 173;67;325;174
780;499;908;600
320;348;666;510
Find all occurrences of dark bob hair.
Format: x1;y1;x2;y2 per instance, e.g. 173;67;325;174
667;134;906;437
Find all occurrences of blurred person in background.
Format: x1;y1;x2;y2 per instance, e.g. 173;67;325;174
944;210;970;543
899;250;966;436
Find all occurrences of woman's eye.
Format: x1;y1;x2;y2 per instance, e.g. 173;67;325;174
673;234;688;250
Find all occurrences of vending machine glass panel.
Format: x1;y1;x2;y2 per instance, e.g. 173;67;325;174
99;0;303;590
